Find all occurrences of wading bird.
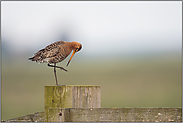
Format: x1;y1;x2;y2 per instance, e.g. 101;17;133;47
29;41;82;85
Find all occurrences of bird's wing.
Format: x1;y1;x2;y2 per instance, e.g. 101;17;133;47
35;41;65;57
31;41;66;63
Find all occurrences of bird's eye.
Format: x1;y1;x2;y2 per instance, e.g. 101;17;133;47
75;46;81;52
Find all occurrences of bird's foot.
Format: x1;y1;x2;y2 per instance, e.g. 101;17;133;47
47;64;68;72
60;67;67;72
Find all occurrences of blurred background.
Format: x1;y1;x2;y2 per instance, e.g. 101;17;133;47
1;1;182;120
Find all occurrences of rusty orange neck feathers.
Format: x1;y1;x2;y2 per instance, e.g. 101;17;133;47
66;41;82;66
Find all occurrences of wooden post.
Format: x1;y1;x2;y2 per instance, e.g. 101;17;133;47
44;85;101;122
3;85;182;122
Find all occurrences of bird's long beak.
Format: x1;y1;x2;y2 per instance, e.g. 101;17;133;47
66;50;76;66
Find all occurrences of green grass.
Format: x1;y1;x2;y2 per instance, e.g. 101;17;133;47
1;54;182;120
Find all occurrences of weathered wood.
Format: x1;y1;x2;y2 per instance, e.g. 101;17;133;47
3;111;45;122
48;108;182;122
3;108;182;122
3;85;182;122
44;85;101;122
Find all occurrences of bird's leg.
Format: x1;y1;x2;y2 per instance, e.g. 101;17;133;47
47;64;67;72
47;63;67;86
54;63;58;85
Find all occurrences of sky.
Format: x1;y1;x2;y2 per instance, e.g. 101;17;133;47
1;1;182;57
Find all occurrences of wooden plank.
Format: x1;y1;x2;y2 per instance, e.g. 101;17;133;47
48;108;182;122
4;108;182;122
3;111;45;122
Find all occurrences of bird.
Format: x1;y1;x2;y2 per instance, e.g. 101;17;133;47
28;41;82;85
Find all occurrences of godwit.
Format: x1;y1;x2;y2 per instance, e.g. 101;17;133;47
29;41;82;85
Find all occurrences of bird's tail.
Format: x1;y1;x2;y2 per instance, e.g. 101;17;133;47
28;52;41;61
29;49;46;63
28;57;36;61
29;53;47;63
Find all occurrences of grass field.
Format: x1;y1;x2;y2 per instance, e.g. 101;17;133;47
1;53;182;120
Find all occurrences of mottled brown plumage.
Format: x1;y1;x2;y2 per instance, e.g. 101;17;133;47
29;41;82;85
29;41;82;64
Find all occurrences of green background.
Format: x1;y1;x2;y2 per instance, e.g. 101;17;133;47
1;53;181;120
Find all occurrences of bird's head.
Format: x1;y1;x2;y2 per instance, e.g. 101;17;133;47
66;41;82;66
73;41;82;52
